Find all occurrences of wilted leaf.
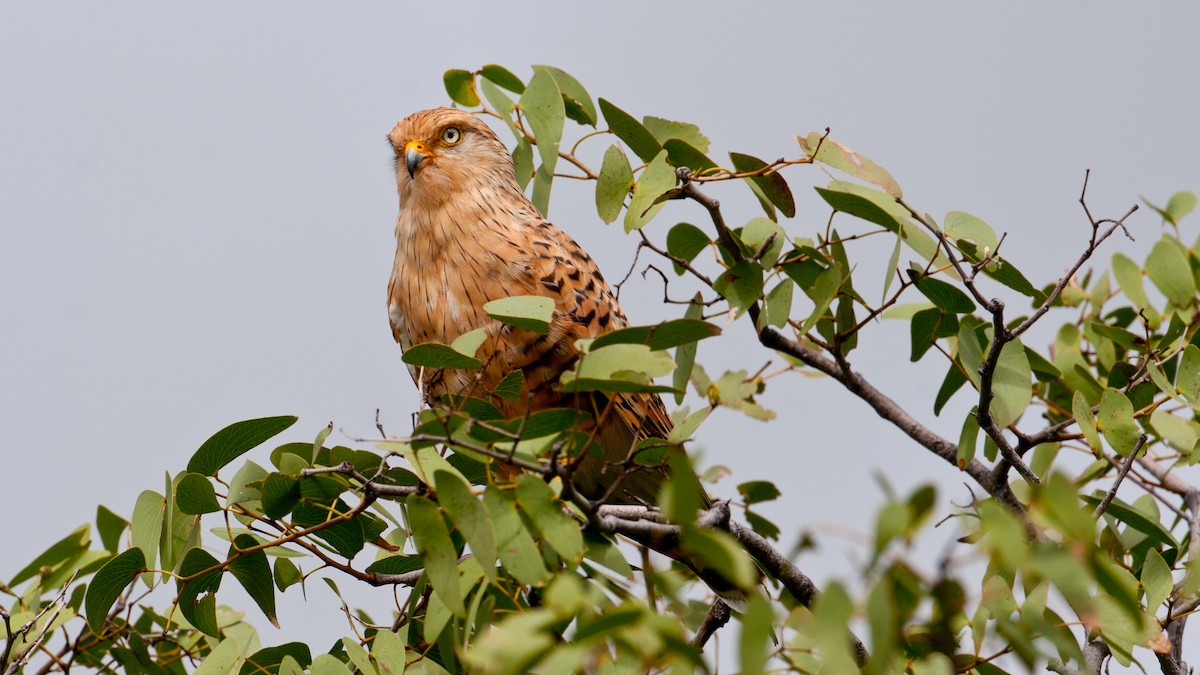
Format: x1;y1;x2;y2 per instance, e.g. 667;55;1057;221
800;132;902;198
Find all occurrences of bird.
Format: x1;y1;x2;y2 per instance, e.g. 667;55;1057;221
386;107;749;606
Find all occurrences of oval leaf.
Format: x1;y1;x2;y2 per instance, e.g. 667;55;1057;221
85;548;146;634
187;416;298;477
442;69;479;107
176;472;221;515
598;98;661;163
730;152;796;218
484;295;554;334
595;144;633;224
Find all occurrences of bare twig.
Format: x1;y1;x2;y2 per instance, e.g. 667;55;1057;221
1092;434;1148;518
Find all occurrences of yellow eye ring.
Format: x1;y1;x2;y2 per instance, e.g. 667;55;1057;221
441;126;462;145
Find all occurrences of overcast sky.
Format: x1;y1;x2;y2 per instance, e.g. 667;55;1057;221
3;2;1198;669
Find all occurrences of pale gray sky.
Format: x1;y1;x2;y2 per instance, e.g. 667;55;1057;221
3;2;1198;669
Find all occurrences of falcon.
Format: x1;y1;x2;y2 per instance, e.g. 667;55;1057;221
386;107;747;605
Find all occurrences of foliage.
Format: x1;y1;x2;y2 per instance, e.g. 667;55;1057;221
4;64;1200;675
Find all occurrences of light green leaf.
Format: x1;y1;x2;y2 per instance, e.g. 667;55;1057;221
484;295;554;334
990;339;1032;429
407;495;463;617
1112;252;1153;311
1141;548;1172;611
643;116;710;153
624;150;675;232
1150;409;1198;453
519;69;563;173
1099;388;1141;456
311;654;353;675
193;637;243;675
799;132;901;198
483;486;549;586
815;183;944;265
1145;237;1196;305
131;490;165;586
797;266;843;335
533;65;595;126
741;217;787;268
1072;391;1103;454
943;210;999;252
1178;345;1200;405
595;144;633;223
739;594;774;675
665;222;710;273
1143;190;1198;225
10;525;90;587
516;475;583;563
442;69;479;107
713;260;766;316
673;295;704;403
560;343;675;393
401;343;483;369
762;279;794;329
957;409;980;468
371;629;407;675
433;469;497;583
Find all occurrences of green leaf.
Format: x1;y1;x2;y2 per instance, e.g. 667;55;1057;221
533;65;595;126
1145;237;1196;305
595;144;633;223
402;342;483;369
991;339;1033;429
1142;548;1172;611
442;69;479;107
241;643;313;675
799;132;901;198
798;265;843;336
480;64;525;94
1099;388;1141;456
228;534;278;628
365;554;423;576
340;639;377;675
909;308;958;362
762;279;794;329
589;318;721;352
662;139;717;172
493;370;524;402
273;557;301;591
713;260;765;316
1143;190;1198;225
815;184;942;264
176;473;221;515
406;495;463;617
261;473;301;519
96;506;128;554
187;416;298;477
1072;391;1103;454
741;217;787;268
643;116;710;153
1112;251;1154;313
84;548;145;634
673;295;704;404
666;222;710;272
560;343;675;393
519;69;563;173
679;527;758;594
730;152;795;218
738;481;781;505
516;475;584;563
450;328;488;359
623;150;675;232
10;524;90;586
483;486;549;586
1082;493;1177;548
914;276;975;313
177;547;224;637
1179;345;1200;405
130;489;165;585
943;210;999;252
311;655;353;675
598;98;661;163
739;594;774;675
371;629;407;675
194;638;243;675
433;469;497;583
484;295;555;334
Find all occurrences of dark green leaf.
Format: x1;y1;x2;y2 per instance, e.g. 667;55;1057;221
666;222;711;272
914;276;975;313
1081;493;1177;548
365;554;424;576
480;64;525;94
261;474;301;519
273;557;301;591
737;481;781;505
401;343;483;369
187;416;298;477
589;318;721;351
407;495;463;616
744;510;781;540
442;69;479;107
240;643;313;675
730;152;795;218
598;98;661;163
493;370;525;402
662;139;717;172
84;548;145;634
175;473;220;515
934;363;968;415
910;308;958;361
177;547;223;637
228;534;278;627
96;506;128;554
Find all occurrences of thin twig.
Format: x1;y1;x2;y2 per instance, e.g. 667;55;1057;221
1093;435;1148;518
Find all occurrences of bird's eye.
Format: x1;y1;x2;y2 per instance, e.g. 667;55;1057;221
441;127;462;145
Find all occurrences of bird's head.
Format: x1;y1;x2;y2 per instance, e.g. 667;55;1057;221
388;107;516;206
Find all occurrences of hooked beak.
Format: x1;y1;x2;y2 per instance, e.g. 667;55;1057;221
404;141;430;178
